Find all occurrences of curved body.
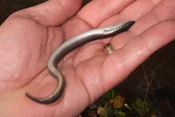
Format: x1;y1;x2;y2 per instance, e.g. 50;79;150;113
26;21;135;104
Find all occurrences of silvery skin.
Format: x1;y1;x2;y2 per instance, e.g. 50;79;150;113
26;21;135;104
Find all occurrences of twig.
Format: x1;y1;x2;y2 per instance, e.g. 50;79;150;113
141;65;155;115
143;65;150;85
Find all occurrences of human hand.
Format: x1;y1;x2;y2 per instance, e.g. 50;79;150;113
0;0;175;116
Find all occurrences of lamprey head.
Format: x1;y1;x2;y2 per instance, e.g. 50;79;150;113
102;21;135;36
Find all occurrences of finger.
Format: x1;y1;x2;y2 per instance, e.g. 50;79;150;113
102;20;175;90
111;0;175;50
77;0;135;28
131;0;175;35
101;0;163;27
11;0;82;26
120;0;163;21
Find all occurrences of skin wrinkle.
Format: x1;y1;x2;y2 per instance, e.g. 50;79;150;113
72;41;106;67
73;42;105;66
90;56;106;103
75;67;91;104
151;9;161;22
72;49;80;67
28;32;35;78
99;56;106;96
26;69;51;97
97;56;107;101
58;26;67;68
59;0;71;19
75;15;94;30
139;33;153;53
26;25;46;77
108;54;127;85
85;58;104;104
46;27;62;58
44;27;49;59
151;0;161;5
3;16;48;89
9;11;46;28
58;26;65;44
102;52;117;88
53;0;81;25
30;1;65;26
144;20;175;50
59;67;89;116
32;56;48;83
75;60;89;102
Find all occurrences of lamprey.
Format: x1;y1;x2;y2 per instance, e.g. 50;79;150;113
26;21;135;104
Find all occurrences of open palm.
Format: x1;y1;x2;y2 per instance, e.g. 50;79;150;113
0;0;175;116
